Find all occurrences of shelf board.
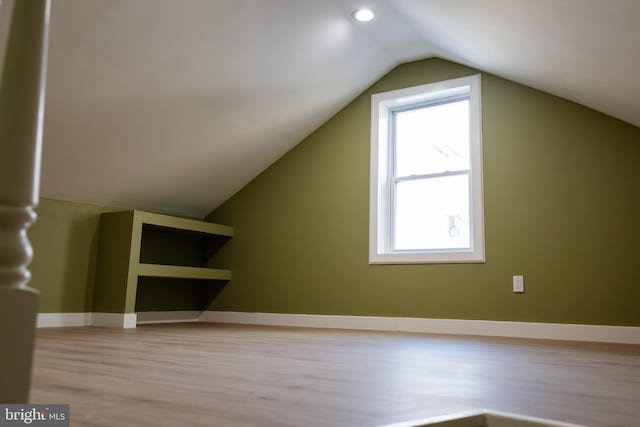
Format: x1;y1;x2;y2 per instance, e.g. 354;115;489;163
136;263;231;281
135;210;233;237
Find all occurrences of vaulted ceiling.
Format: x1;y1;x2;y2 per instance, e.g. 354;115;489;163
40;0;640;218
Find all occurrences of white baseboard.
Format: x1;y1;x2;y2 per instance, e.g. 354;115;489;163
199;311;640;344
37;310;640;344
136;310;201;324
37;313;92;328
92;312;137;328
37;311;191;328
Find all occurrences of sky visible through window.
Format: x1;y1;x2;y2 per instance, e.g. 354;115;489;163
394;99;471;250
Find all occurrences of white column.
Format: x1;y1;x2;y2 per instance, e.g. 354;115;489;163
0;0;51;403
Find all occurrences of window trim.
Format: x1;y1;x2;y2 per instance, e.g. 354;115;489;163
369;74;485;264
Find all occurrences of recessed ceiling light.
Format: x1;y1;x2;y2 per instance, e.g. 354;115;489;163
352;8;375;22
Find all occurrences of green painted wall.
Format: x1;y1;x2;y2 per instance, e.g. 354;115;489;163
206;58;640;326
29;198;115;313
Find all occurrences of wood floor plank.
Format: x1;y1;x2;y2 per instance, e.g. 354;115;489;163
30;323;640;427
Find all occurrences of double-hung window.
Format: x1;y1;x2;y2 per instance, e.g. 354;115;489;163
369;75;485;263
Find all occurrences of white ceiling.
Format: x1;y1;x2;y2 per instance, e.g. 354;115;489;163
40;0;640;218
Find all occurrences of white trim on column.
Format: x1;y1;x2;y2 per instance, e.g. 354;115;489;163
199;311;640;344
37;313;92;328
92;312;137;328
136;310;201;324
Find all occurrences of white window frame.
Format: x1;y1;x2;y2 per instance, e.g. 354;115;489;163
369;74;485;264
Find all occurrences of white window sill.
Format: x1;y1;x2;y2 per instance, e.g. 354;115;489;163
369;250;485;264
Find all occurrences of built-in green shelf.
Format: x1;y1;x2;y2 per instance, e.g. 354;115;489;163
137;263;232;281
136;210;233;237
93;209;233;322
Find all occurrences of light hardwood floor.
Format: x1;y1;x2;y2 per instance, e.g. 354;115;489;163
30;323;640;427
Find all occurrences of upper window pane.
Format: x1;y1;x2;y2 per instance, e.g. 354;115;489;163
394;99;470;177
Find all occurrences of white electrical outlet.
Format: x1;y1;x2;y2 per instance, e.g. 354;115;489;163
513;275;524;293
